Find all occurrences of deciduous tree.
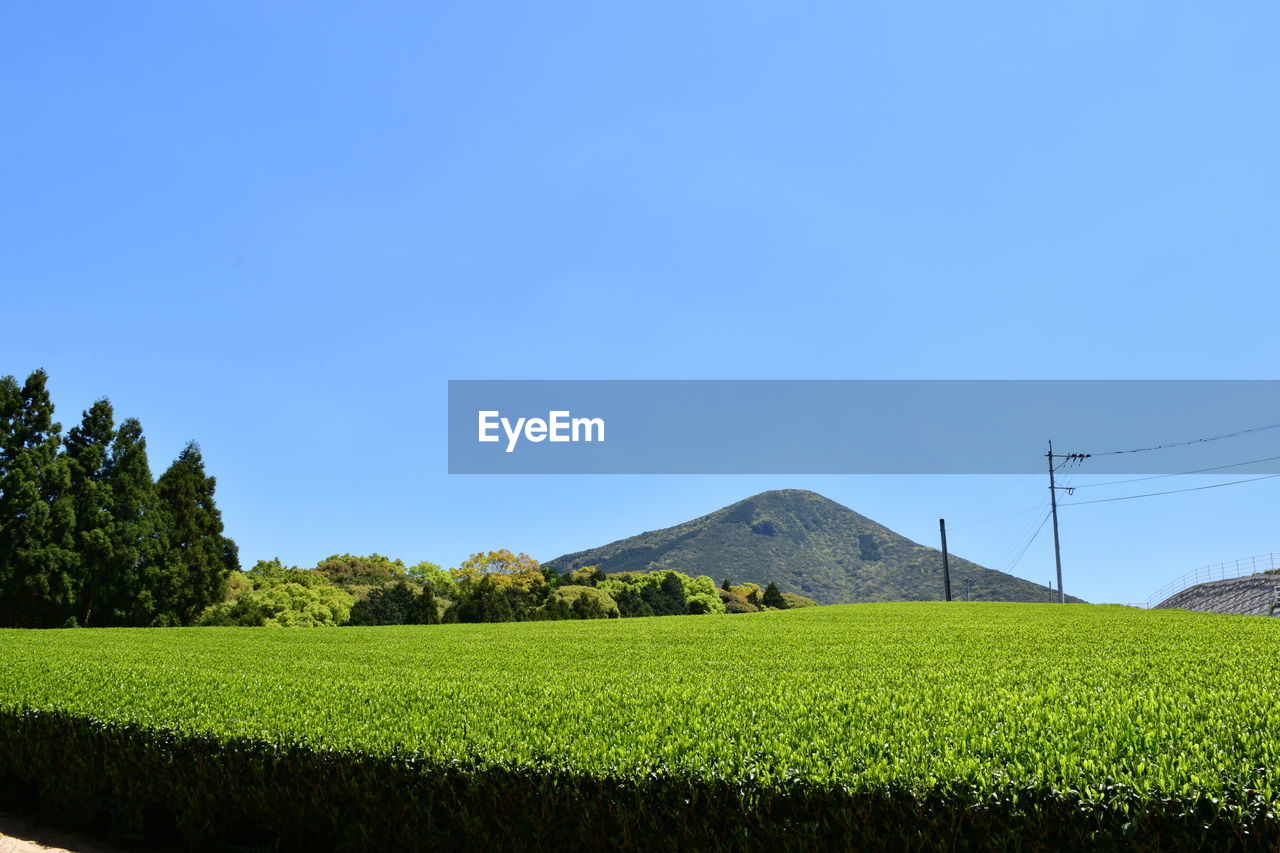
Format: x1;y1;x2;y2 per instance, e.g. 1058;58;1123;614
453;549;545;590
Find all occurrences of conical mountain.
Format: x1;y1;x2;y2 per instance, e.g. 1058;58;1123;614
547;489;1083;604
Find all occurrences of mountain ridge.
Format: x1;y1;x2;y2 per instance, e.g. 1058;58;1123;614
548;489;1085;604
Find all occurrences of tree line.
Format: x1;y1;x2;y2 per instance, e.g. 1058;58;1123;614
195;549;816;628
0;370;238;627
1;370;817;629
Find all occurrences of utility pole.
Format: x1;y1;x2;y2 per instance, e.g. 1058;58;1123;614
1047;441;1090;604
939;518;952;602
1047;440;1064;604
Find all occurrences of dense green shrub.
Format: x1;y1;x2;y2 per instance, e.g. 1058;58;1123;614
313;553;410;587
763;582;787;609
719;588;759;613
197;559;352;627
535;585;619;620
348;580;438;626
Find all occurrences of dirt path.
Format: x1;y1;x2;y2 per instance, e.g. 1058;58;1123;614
0;814;131;853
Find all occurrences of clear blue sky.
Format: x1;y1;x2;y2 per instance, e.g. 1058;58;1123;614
4;3;1278;605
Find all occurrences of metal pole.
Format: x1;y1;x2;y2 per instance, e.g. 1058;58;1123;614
1048;440;1065;603
940;518;952;602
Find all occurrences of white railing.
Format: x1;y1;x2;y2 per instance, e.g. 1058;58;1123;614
1139;553;1280;609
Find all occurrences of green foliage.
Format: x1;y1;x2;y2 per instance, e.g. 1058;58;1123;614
452;549;544;587
779;592;818;608
153;442;239;624
610;584;654;618
0;371;247;628
348;580;439;626
98;418;164;627
453;575;518;623
535;585;619;620
685;592;725;615
762;582;787;609
548;489;1084;605
565;564;607;586
597;570;736;618
0;370;77;627
255;583;353;627
314;553;409;587
205;556;802;628
198;559;353;627
63;399;116;626
718;587;759;614
646;570;690;616
408;560;458;600
243;557;331;588
733;582;763;608
348;588;407;626
2;605;1279;849
686;575;718;597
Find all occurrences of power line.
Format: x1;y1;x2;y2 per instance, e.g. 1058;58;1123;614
943;424;1280;598
1060;473;1280;506
946;476;1030;526
1088;422;1280;456
1068;453;1280;489
949;501;1048;530
990;497;1054;571
1004;510;1052;573
1054;454;1085;487
991;497;1055;573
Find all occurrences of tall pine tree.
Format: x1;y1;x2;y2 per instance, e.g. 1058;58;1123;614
0;374;18;624
0;374;239;627
101;418;162;626
154;442;238;625
0;370;77;627
65;399;116;626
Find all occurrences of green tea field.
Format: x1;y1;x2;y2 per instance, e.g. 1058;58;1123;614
2;603;1277;850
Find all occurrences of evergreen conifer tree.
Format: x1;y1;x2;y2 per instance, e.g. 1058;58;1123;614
65;399;116;625
0;374;20;624
614;586;654;618
763;581;787;609
641;572;688;617
411;583;439;625
102;418;162;626
154;442;239;625
0;370;77;627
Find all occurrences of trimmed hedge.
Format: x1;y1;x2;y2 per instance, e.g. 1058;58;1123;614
1;708;1276;851
5;606;1280;849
